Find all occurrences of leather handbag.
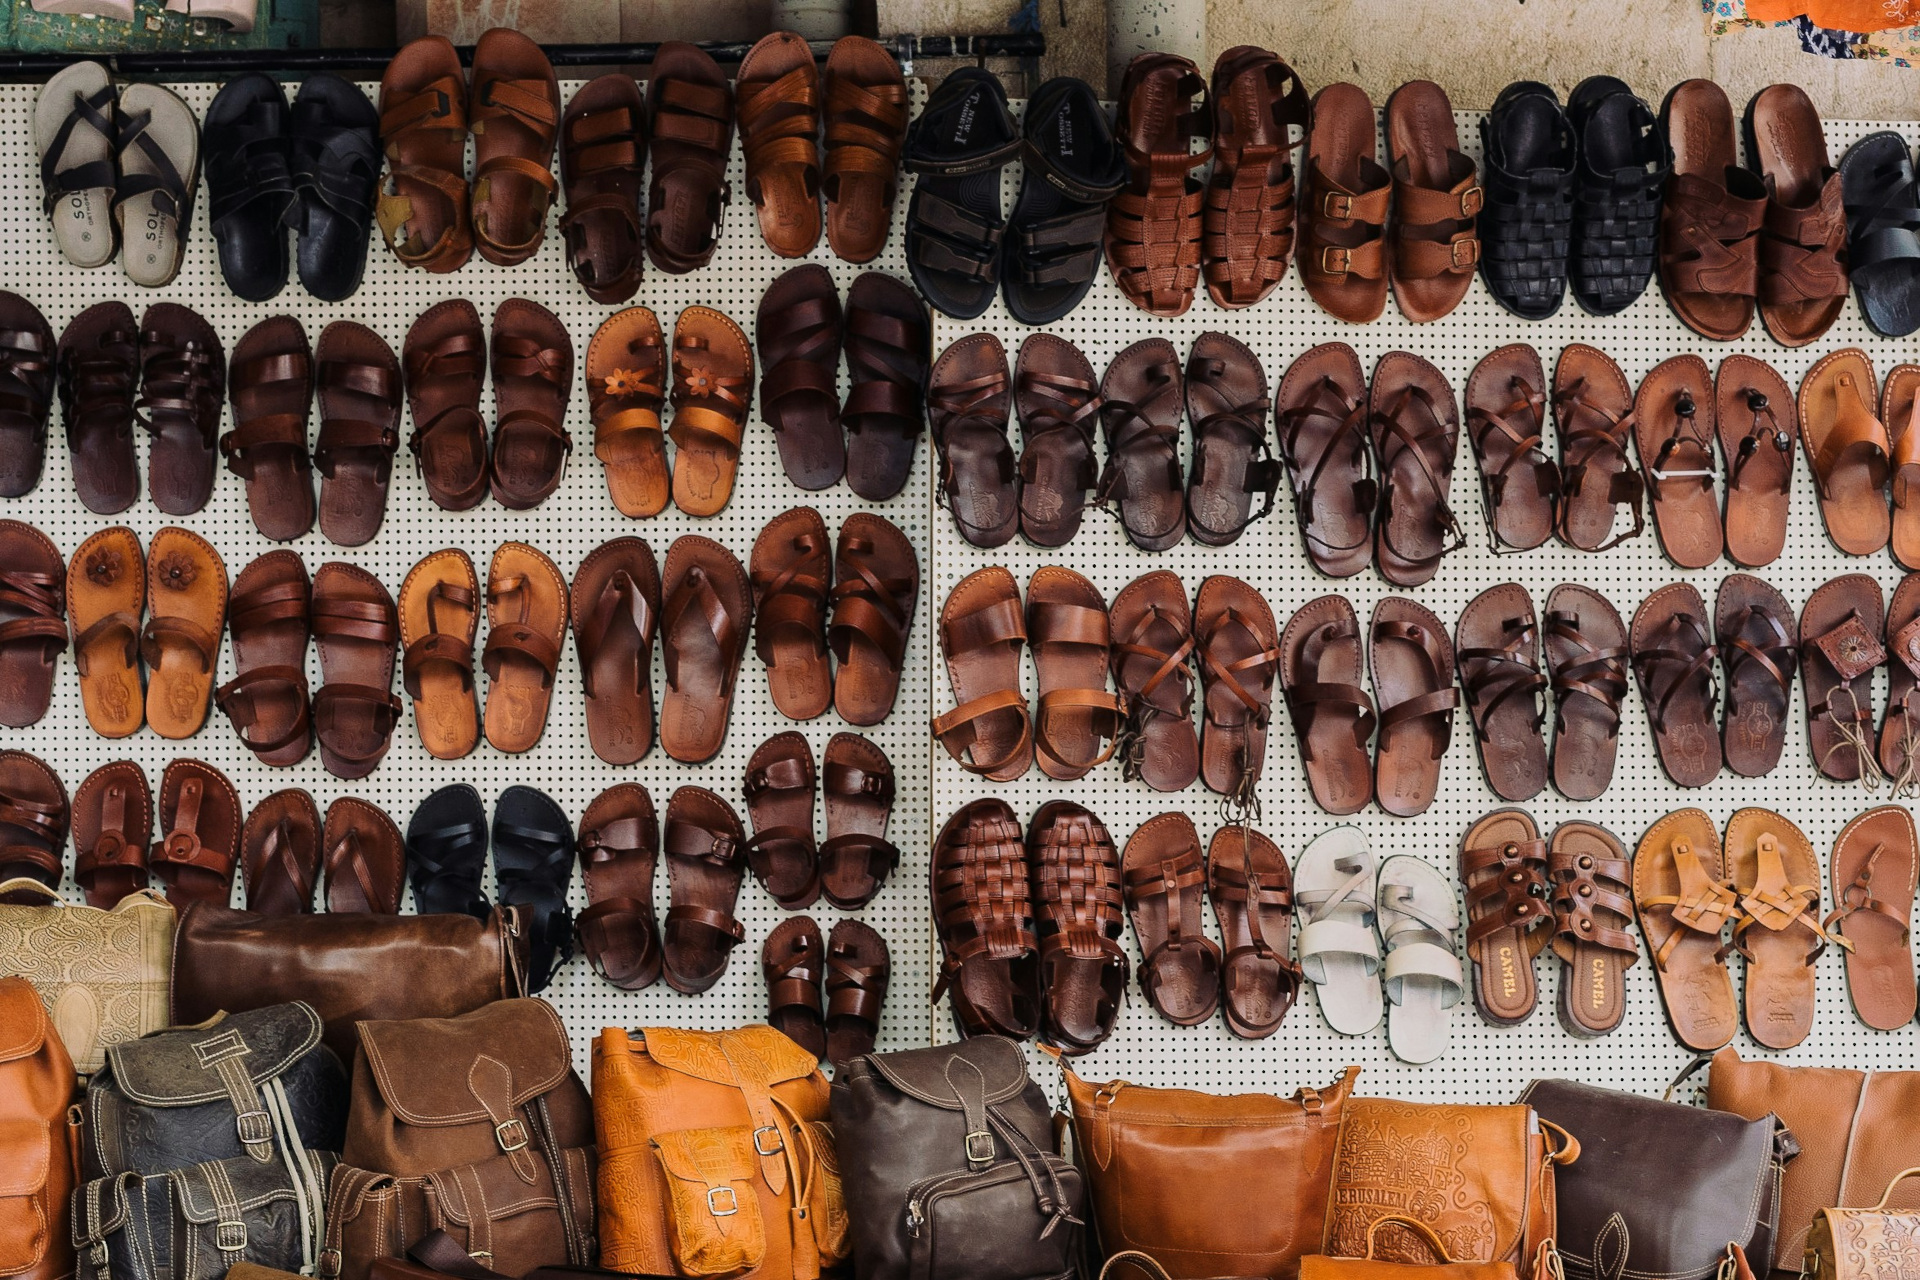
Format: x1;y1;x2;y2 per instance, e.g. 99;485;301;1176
1061;1060;1359;1280
1324;1098;1578;1280
1302;1217;1520;1280
832;1036;1083;1280
170;903;528;1063
592;1025;846;1280
1806;1168;1920;1280
1519;1078;1792;1280
320;999;596;1280
0;977;77;1280
0;877;172;1074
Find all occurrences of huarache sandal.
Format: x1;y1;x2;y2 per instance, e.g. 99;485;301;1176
1295;825;1382;1036
662;785;748;995
763;915;826;1061
0;293;56;499
1466;344;1559;553
1455;582;1548;802
577;782;661;991
758;264;844;491
1630;581;1723;788
57;301;140;515
830;512;916;726
468;28;560;266
934;566;1033;782
114;81;198;289
1203;48;1308;311
823;35;909;265
290;74;381;302
559;73;645;304
149;758;239;907
1371;351;1464;586
743;731;820;910
659;535;751;765
1716;355;1794;568
572;536;660;766
1186;331;1278;548
406;783;491;918
820;732;897;910
0;520;66;729
204;74;294;302
1543;583;1629;802
1300;81;1389;322
223;315;316;543
933;798;1039;1038
1478;82;1575;320
644;42;733;275
1109;570;1200;793
1716;572;1797;779
1883;364;1920;570
321;794;404;914
668;305;752;517
1567;75;1666;316
1378;854;1465;1063
904;68;1019;320
482;542;568;756
1744;84;1847;347
1015;334;1101;547
376;36;472;273
1386;79;1482;323
240;788;319;915
826;919;889;1067
1801;572;1886;785
215;550;312;768
1369;596;1456;818
1659;79;1765;341
0;752;66;904
1635;807;1740;1052
1548;821;1636;1037
68;526;144;739
1006;76;1124;324
1196;575;1280;803
398;547;479;761
403;299;489;511
138;303;224;516
1725;807;1823;1050
1107;53;1210;317
489;298;573;511
1275;342;1371;575
1460;808;1550;1025
1635;355;1722;570
1121;812;1221;1026
1799;347;1890;557
1029;801;1126;1054
1840;131;1920;338
1552;343;1643;553
586;306;668;518
312;561;402;780
1027;567;1123;782
1281;594;1376;817
842;271;929;502
1099;339;1186;551
36;62;118;270
314;320;402;547
930;333;1018;548
1825;804;1919;1030
1208;822;1301;1041
73;760;149;908
491;784;574;994
1882;573;1920;787
737;30;822;258
143;527;225;741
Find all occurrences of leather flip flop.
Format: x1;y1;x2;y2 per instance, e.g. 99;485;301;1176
587;306;670;518
661;785;748;995
559;72;645;304
932;798;1039;1038
1378;854;1465;1064
577;782;661;991
489;297;573;510
1300;81;1390;323
1725;807;1823;1049
399;548;480;761
58;301;140;516
483;542;568;756
376;35;472;273
1369;596;1456;818
216;550;312;768
1186;331;1278;549
467;28;560;266
1543;583;1628;802
934;566;1033;782
403;299;489;511
240;788;320;916
1106;54;1210;318
1274;345;1367;575
1716;355;1795;568
1280;594;1376;817
223;315;317;543
1029;800;1127;1054
572;536;660;766
1744;84;1847;348
1295;825;1382;1036
314;320;402;547
1548;821;1637;1038
823;36;910;265
0;751;66;902
644;42;733;275
1460;809;1550;1026
1634;355;1722;569
143;527;226;741
73;760;150;908
763;915;827;1062
1635;808;1740;1052
1195;575;1280;802
138;303;224;517
1799;347;1891;556
1552;343;1643;553
841;271;929;503
1015;333;1101;547
820;732;897;910
1027;566;1123;783
0;520;67;728
1715;572;1797;779
831;512;916;727
668;305;752;517
1882;363;1920;570
1631;582;1724;788
737;31;823;258
68;526;144;739
491;784;575;994
1121;812;1221;1027
743;731;820;910
1098;339;1185;552
149;758;240;907
1466;344;1559;552
659;535;751;765
1371;351;1464;587
757;264;844;491
1825;804;1919;1031
322;795;404;914
1109;570;1200;793
826;918;890;1068
406;783;491;918
1207;823;1301;1040
751;506;833;722
312;562;402;780
0;292;56;500
1455;582;1548;802
1384;79;1481;324
1801;572;1886;784
929;333;1018;549
1881;572;1920;787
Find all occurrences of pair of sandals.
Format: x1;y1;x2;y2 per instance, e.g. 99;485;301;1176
740;730;899;913
762;915;890;1069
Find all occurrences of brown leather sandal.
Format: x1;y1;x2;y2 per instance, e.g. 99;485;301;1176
58;301;140;516
68;526;144;739
1121;811;1221;1026
820;732;896;910
314;321;402;548
138;303;223;517
322;795;404;914
1800;348;1891;556
376;35;472;273
403;299;489;511
1186;331;1278;549
1029;801;1127;1053
1196;575;1280;803
1369;596;1456;818
737;31;822;259
1098;338;1185;551
1548;821;1637;1037
1630;581;1723;788
1203;47;1308;310
1015;334;1101;547
750;506;831;722
1208;822;1301;1039
1455;582;1547;802
1370;351;1464;586
1659;79;1764;341
0;751;66;902
659;535;750;765
823;36;908;264
1281;594;1376;817
1883;364;1920;570
1301;82;1390;323
144;527;226;741
1880;572;1920;788
483;541;567;755
0;292;55;501
586;306;669;518
0;520;66;729
312;561;401;780
216;550;312;768
1543;583;1629;802
1466;344;1559;552
73;760;149;908
489;297;572;510
645;42;733;275
1110;570;1199;793
1027;566;1123;783
572;536;659;767
1801;571;1885;784
743;730;819;910
223;315;316;543
1748;84;1847;348
763;915;826;1061
931;332;1018;548
1551;343;1643;553
842;271;929;502
1635;807;1740;1051
1635;355;1722;570
1715;572;1797;779
835;507;911;717
241;788;320;916
1275;342;1372;575
398;548;479;761
1385;79;1481;323
1105;53;1210;317
1460;808;1550;1025
757;264;844;490
825;918;889;1067
560;73;645;304
661;785;747;995
468;28;559;266
669;305;752;517
149;757;240;907
1725;807;1823;1050
934;566;1032;782
1715;354;1794;568
932;798;1039;1039
1825;805;1918;1031
577;782;661;991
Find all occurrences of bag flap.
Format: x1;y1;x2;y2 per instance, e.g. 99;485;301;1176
1328;1099;1533;1264
651;1127;759;1187
105;1002;322;1106
640;1025;819;1089
428;1154;562;1227
0;978;48;1063
0;1119;49;1196
867;1037;1029;1109
73;1173;135;1245
359;998;570;1126
173;1151;334;1223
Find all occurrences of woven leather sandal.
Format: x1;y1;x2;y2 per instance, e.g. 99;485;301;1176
1479;81;1575;320
932;798;1039;1039
1029;801;1127;1054
1106;53;1211;318
1203;47;1307;310
1567;76;1666;316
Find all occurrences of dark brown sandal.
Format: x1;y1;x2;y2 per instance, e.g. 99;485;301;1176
560;73;646;305
1029;801;1127;1054
1549;822;1638;1037
73;760;149;908
312;562;402;781
58;301;140;516
149;758;240;907
138;303;224;517
314;320;402;547
1460;808;1551;1025
468;28;560;266
825;918;889;1068
931;798;1038;1039
1186;330;1278;549
820;732;897;910
577;782;661;991
398;548;480;761
934;566;1033;782
1015;334;1101;547
645;41;734;275
489;297;573;510
661;784;747;994
0;750;67;901
1369;596;1456;818
1717;572;1798;780
1281;594;1376;817
1109;569;1200;793
376;35;472;273
403;299;489;511
0;292;56;500
216;550;312;768
743;730;819;910
1098;338;1185;551
1631;581;1724;788
1543;583;1629;802
1455;582;1548;802
1552;343;1643;553
1027;566;1123;783
322;795;404;914
930;332;1018;549
1801;571;1886;785
572;536;660;766
841;271;929;503
756;264;844;491
241;787;320;916
1203;47;1308;310
483;541;569;755
763;915;826;1062
1208;822;1301;1039
1196;575;1280;802
751;505;833;723
0;519;67;729
1881;572;1920;789
1635;354;1723;570
1105;53;1210;317
223;315;316;542
659;535;750;765
1121;811;1221;1026
1275;342;1372;575
1370;350;1465;587
830;512;917;727
1466;344;1559;552
1716;354;1795;568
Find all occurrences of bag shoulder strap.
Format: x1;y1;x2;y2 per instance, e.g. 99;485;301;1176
1365;1215;1456;1264
1100;1253;1175;1280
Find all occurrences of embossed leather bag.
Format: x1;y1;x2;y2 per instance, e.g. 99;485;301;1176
0;977;77;1280
1324;1098;1578;1280
319;999;597;1280
1806;1169;1920;1280
0;877;172;1074
1301;1217;1519;1280
1062;1061;1359;1280
592;1025;846;1280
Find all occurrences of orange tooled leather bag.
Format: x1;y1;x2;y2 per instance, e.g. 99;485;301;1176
1302;1216;1521;1280
0;977;77;1280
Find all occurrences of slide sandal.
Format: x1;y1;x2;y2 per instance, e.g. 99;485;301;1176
1377;854;1463;1064
1294;824;1382;1036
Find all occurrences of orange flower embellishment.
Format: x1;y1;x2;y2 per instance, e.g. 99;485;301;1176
85;548;123;587
680;366;716;398
601;368;651;398
156;553;197;592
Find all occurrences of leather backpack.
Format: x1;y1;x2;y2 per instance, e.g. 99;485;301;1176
831;1036;1084;1280
0;977;77;1280
320;998;597;1280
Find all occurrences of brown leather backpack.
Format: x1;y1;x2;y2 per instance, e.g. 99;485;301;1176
0;977;77;1280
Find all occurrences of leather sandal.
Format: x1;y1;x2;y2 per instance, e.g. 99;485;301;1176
1460;808;1550;1025
1377;856;1465;1064
1745;85;1847;347
668;305;752;517
1548;821;1637;1037
224;315;316;543
1715;572;1797;780
406;783;490;918
1027;567;1123;782
830;512;916;726
204;74;294;302
1301;82;1389;323
1630;581;1723;788
1208;822;1300;1040
904;69;1018;320
842;271;929;503
1799;347;1891;557
491;784;574;994
1028;801;1126;1053
0;751;66;903
1369;596;1456;818
1186;331;1277;548
322;795;404;914
1715;355;1794;568
752;505;832;722
1724;807;1824;1050
743;731;819;910
488;298;572;510
572;536;660;767
399;548;479;761
1110;570;1199;793
376;35;472;273
1634;355;1722;570
1479;82;1575;320
1386;79;1482;323
467;28;559;266
1466;344;1559;553
291;74;381;302
659;535;750;765
216;550;312;768
577;782;661;991
820;732;897;910
823;35;909;265
757;264;844;490
1659;79;1766;340
482;541;568;756
1099;338;1185;551
1568;76;1667;316
68;526;144;739
113;82;197;289
1840;131;1920;338
1543;583;1629;802
763;915;826;1061
932;798;1039;1039
1281;594;1376;817
1203;47;1307;310
57;301;140;516
1551;343;1643;553
645;42;733;275
1883;364;1920;570
1295;825;1381;1035
1455;582;1548;802
662;785;748;995
825;919;889;1068
1371;351;1464;586
150;758;240;907
143;526;225;741
1006;76;1123;325
1880;572;1920;789
1107;53;1210;317
737;31;822;258
0;292;56;499
1635;808;1740;1052
36;62;118;271
314;320;402;547
560;73;645;304
73;760;149;908
587;306;669;518
930;333;1018;548
935;566;1032;782
1121;811;1221;1027
138;303;223;516
1275;342;1371;575
312;561;401;780
0;520;67;729
1196;575;1280;803
1801;571;1886;785
1016;334;1101;547
1825;804;1918;1030
403;299;489;511
241;788;320;916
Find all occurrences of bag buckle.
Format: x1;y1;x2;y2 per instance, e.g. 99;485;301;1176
495;1118;529;1152
234;1109;273;1146
216;1221;248;1253
317;1249;342;1278
707;1186;739;1217
964;1130;995;1164
752;1125;784;1156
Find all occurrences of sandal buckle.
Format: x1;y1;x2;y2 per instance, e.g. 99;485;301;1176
1319;245;1350;276
1450;239;1481;269
1458;185;1485;217
1321;191;1354;219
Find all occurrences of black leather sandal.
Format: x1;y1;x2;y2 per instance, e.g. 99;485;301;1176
903;68;1021;321
1567;75;1667;317
405;782;491;918
1003;76;1125;326
1478;81;1576;320
291;74;381;303
204;74;296;302
1841;131;1920;338
492;785;575;995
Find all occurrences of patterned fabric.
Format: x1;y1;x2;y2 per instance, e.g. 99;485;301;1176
1706;0;1920;62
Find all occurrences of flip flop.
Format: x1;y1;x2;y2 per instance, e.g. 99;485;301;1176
1377;854;1464;1064
1294;824;1382;1037
1825;804;1918;1031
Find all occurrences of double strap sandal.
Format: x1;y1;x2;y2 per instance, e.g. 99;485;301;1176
404;301;489;511
489;299;574;511
1030;801;1128;1054
1386;79;1482;323
904;69;1021;320
1027;567;1124;783
1121;812;1221;1026
313;321;403;547
1203;48;1309;311
0;295;56;499
1551;346;1644;552
819;735;898;911
763;916;827;1060
311;565;402;781
224;317;317;542
216;553;313;767
1302;83;1391;323
1748;84;1847;347
645;43;734;275
576;783;661;991
559;74;646;305
934;567;1033;781
756;265;844;491
1004;76;1125;326
1107;55;1212;317
933;798;1040;1039
840;273;929;504
1841;132;1920;338
1186;333;1279;548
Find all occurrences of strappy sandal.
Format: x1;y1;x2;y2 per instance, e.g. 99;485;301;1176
1801;572;1886;786
58;302;140;516
1883;365;1920;571
1716;355;1794;569
904;69;1019;320
1203;48;1308;310
576;782;661;991
1548;822;1637;1037
829;513;916;727
1275;342;1372;575
223;315;316;543
1368;596;1456;819
1098;338;1185;551
0;293;57;499
743;731;820;911
314;320;402;547
143;527;226;741
932;798;1039;1039
1634;355;1722;570
488;298;573;511
1106;54;1211;317
376;36;472;273
1121;812;1221;1027
1551;344;1643;553
1027;567;1123;783
403;300;488;511
312;562;402;781
0;520;67;729
668;305;752;518
1029;801;1127;1054
661;786;747;995
1840;132;1920;338
113;82;198;289
1635;808;1740;1052
1378;854;1465;1063
204;74;295;302
0;751;67;902
1630;582;1723;789
930;333;1018;548
587;306;669;518
659;535;750;765
823;36;910;265
216;551;312;768
1295;825;1381;1036
1207;822;1301;1041
321;795;403;914
825;919;889;1068
1460;808;1550;1025
1825;805;1919;1029
1185;331;1278;549
1110;570;1199;793
1724;807;1824;1050
842;271;928;503
644;42;733;276
36;62;119;271
241;788;320;916
399;548;479;761
1005;76;1123;325
491;785;574;993
757;265;844;491
737;31;822;259
820;733;897;911
467;29;560;266
1880;573;1920;791
1280;595;1376;817
73;760;150;909
138;303;224;517
406;783;491;918
1466;344;1559;553
1196;576;1280;804
68;526;143;739
1015;334;1101;547
149;758;239;907
482;542;568;756
573;537;658;767
290;74;381;302
1800;348;1891;557
1455;583;1548;802
559;73;645;305
1716;572;1797;780
1542;584;1629;802
1370;351;1465;587
934;566;1033;782
763;916;826;1062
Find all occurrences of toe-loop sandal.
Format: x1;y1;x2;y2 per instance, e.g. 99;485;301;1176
314;321;402;547
1098;338;1186;551
644;42;734;276
1460;808;1550;1025
829;512;917;726
1542;583;1628;802
932;798;1039;1039
0;751;67;901
1724;807;1823;1050
1368;596;1456;818
223;315;316;543
576;782;661;991
904;69;1019;321
1208;822;1301;1041
934;566;1033;782
1280;595;1376;817
68;526;144;739
36;62;119;271
1634;355;1722;570
403;300;489;511
841;272;929;502
1659;79;1765;341
73;760;150;908
482;542;568;756
1883;365;1920;570
0;293;57;499
1121;812;1220;1027
573;537;660;765
1551;344;1642;553
668;305;752;517
825;919;889;1068
820;733;897;910
149;759;238;907
1715;355;1794;568
1378;854;1464;1063
1370;351;1464;586
1109;570;1200;793
1478;82;1575;319
1567;76;1666;316
1005;76;1124;325
1385;79;1482;323
1300;82;1390;323
468;28;560;266
736;31;823;259
763;916;826;1061
1466;345;1560;553
114;82;199;289
1203;47;1308;311
1801;572;1886;785
1635;808;1739;1052
376;35;473;273
757;265;845;491
0;520;67;729
489;298;573;511
399;548;480;761
1275;342;1372;574
659;535;750;765
1455;583;1548;802
1295;826;1382;1036
1106;54;1211;318
406;783;491;918
1716;572;1797;779
586;306;669;518
1825;805;1918;1030
321;795;404;914
930;333;1019;549
1185;331;1277;548
1547;822;1636;1037
1027;567;1123;783
1015;334;1102;547
204;74;295;302
1029;802;1126;1054
240;788;319;916
1746;84;1847;348
743;731;820;910
138;303;224;517
559;73;646;304
491;784;574;994
143;527;226;741
58;301;140;516
1630;581;1724;788
823;35;909;265
1881;573;1920;788
661;786;747;995
311;562;402;780
290;74;381;302
1800;348;1891;557
1840;131;1920;338
1196;575;1280;803
216;551;312;768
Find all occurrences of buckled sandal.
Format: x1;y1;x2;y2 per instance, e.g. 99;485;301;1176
930;333;1018;549
149;758;239;907
763;915;826;1062
1716;572;1797;780
468;28;560;266
1659;79;1765;341
820;732;897;910
1275;342;1371;575
314;321;402;548
68;526;144;739
321;795;404;914
1107;54;1211;317
934;566;1033;783
1548;821;1636;1038
573;536;659;767
1301;82;1389;323
1099;338;1185;552
143;526;226;742
830;512;916;727
482;541;568;756
1455;582;1548;802
904;68;1019;321
0;293;56;499
559;73;645;304
932;798;1039;1039
1630;581;1723;789
1714;355;1794;569
1005;76;1123;325
399;547;479;761
823;35;909;265
659;535;750;765
376;35;473;273
577;782;661;991
73;760;150;909
1370;351;1465;587
1386;79;1482;323
1208;822;1301;1041
842;271;929;503
491;784;574;995
223;315;316;543
406;783;491;918
1369;596;1456;819
0;520;67;729
586;306;669;518
1203;47;1308;310
1031;801;1126;1054
1801;572;1886;786
1551;343;1642;554
1015;334;1101;547
1460;808;1550;1025
0;750;67;903
216;550;313;769
737;30;822;259
1724;807;1824;1050
1027;567;1123;783
312;561;402;781
1799;347;1890;558
1121;811;1221;1027
661;785;747;995
240;788;320;916
1466;344;1560;553
1543;583;1629;802
1635;808;1739;1052
743;731;820;911
826;918;889;1068
1110;570;1200;793
403;299;488;512
1196;575;1280;803
1281;594;1377;817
